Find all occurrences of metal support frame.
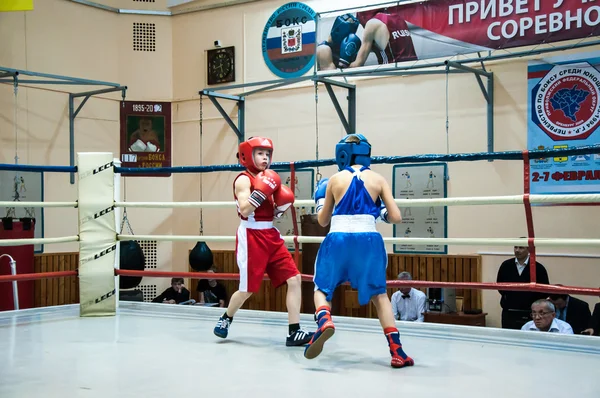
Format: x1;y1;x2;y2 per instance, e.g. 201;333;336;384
0;66;127;185
445;60;494;154
196;37;599;152
200;90;245;143
69;87;128;184
314;77;356;135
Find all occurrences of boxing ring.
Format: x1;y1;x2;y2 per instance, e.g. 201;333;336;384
1;146;600;397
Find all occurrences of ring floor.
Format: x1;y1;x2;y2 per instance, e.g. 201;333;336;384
1;302;599;398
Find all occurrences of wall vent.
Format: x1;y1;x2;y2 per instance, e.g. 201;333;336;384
133;22;156;52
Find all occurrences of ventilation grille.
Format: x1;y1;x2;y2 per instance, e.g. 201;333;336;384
139;240;157;269
133;0;155;2
138;284;158;302
133;22;156;52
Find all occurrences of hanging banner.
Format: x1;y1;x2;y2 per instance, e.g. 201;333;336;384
316;0;600;71
527;51;600;194
120;101;172;177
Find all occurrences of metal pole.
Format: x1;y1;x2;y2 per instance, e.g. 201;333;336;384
0;255;18;310
348;86;356;134
113;158;121;309
488;73;495;154
237;99;245;143
69;94;75;185
445;60;492;78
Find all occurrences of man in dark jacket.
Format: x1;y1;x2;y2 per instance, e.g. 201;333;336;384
496;244;550;329
583;302;600;336
548;291;592;335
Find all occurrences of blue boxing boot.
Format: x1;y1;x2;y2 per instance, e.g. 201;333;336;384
304;306;335;359
214;313;232;338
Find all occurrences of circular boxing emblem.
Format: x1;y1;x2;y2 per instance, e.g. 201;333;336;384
261;2;317;78
534;63;600;141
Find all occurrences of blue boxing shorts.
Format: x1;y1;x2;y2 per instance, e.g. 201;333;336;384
313;215;388;305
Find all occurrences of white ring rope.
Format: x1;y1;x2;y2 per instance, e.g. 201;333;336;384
0;236;80;247
117;234;600;248
0;201;78;208
114;193;600;209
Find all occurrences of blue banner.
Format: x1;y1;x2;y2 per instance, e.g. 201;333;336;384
528;51;600;194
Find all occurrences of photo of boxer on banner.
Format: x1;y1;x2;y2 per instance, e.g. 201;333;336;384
317;8;490;71
317;11;417;70
317;1;600;72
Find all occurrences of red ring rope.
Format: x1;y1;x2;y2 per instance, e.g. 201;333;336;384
1;269;598;297
0;270;77;282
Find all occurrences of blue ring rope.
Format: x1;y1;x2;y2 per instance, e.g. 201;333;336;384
115;144;600;174
0;144;598;174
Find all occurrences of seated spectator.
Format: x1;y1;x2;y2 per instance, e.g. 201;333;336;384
521;299;573;334
582;297;600;336
152;278;190;304
390;271;427;322
548;289;591;334
196;269;227;307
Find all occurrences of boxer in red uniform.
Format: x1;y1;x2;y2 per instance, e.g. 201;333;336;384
213;137;314;347
351;10;417;67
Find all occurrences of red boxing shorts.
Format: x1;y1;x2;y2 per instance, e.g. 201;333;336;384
236;220;299;292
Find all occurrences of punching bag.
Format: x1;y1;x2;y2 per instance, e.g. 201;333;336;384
119;240;145;289
189;241;213;271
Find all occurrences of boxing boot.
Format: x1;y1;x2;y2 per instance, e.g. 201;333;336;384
304;306;335;359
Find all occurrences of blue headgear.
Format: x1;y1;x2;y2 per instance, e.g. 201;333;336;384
330;13;360;45
335;134;371;171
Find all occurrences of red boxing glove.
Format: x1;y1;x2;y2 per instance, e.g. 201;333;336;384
273;185;295;218
248;170;281;208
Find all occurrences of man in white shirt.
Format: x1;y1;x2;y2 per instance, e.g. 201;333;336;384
521;299;573;334
390;272;427;322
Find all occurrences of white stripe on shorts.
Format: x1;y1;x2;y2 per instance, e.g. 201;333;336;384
236;224;249;292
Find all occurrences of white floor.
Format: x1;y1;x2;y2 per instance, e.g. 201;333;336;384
1;302;599;398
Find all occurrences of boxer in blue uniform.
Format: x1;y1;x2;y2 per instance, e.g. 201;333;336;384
304;134;414;369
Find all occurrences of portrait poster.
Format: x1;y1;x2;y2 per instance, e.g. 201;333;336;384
120;101;172;177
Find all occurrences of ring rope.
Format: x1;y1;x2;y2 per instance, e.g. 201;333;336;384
112;193;600;209
2;269;598;298
108;270;600;296
0;236;80;247
0;144;598;175
116;234;600;247
0;201;77;208
113;144;600;174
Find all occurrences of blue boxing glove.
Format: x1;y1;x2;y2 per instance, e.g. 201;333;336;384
379;203;391;223
314;178;329;213
338;33;362;68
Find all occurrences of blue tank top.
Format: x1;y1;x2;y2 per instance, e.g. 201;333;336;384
332;166;381;218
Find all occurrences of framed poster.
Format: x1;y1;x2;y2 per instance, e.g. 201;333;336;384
0;170;44;253
527;51;600;194
120;101;172;177
392;163;447;254
273;169;314;251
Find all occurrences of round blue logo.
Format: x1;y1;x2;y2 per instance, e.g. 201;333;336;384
261;2;317;78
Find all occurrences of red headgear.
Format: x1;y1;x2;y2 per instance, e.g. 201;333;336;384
237;136;274;174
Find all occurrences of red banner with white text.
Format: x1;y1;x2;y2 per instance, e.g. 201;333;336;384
316;0;600;71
